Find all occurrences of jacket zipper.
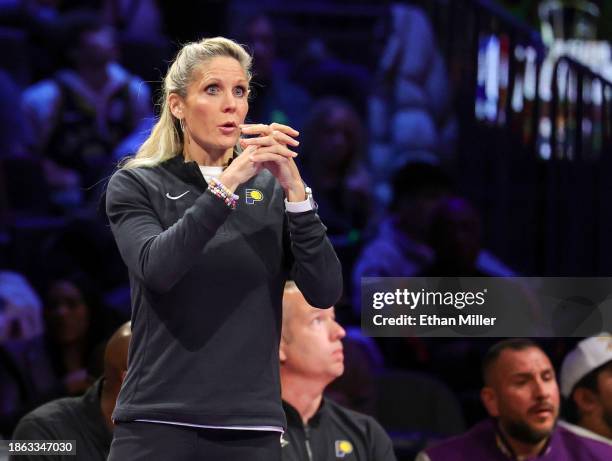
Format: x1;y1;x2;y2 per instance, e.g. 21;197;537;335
304;423;313;461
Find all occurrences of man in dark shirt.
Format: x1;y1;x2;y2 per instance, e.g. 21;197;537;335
279;282;396;461
11;322;131;461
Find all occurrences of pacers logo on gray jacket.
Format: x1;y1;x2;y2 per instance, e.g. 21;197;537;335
335;440;353;457
245;189;264;205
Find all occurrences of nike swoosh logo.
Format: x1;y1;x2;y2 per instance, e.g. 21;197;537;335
165;191;190;200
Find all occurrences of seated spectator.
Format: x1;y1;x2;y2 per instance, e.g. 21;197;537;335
353;162;514;315
421;196;485;276
368;3;457;205
300;98;372;310
417;339;612;460
0;271;56;437
290;38;371;117
280;281;396;461
102;0;163;40
21;10;152;208
0;70;51;218
239;12;311;131
560;333;612;444
301;97;371;238
43;272;120;396
11;322;131;461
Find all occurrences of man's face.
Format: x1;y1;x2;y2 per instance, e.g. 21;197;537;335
246;16;275;80
78;27;117;67
315;106;359;172
45;280;90;345
280;290;346;383
483;347;560;445
396;189;448;240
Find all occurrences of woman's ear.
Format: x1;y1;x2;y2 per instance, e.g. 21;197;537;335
168;93;184;120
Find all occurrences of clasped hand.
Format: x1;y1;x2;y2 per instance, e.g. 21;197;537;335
219;123;306;202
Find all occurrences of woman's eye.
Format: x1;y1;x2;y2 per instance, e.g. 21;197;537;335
206;85;219;95
234;86;246;97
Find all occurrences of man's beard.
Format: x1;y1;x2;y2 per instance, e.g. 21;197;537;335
502;417;556;445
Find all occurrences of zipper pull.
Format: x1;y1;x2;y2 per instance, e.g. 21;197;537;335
303;423;314;461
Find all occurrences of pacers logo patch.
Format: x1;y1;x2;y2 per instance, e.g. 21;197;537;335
245;189;264;205
335;440;353;457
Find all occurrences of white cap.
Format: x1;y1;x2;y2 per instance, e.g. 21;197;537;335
560;333;612;398
0;271;44;342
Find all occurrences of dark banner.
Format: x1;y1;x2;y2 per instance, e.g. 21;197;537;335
360;278;612;337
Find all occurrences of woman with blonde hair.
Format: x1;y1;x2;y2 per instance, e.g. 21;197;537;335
105;36;342;459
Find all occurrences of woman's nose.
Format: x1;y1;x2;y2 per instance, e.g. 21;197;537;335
222;93;237;112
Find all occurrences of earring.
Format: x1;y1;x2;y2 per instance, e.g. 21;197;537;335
180;118;190;146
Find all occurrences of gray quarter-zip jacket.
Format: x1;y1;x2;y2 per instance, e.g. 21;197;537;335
105;155;342;428
281;399;397;461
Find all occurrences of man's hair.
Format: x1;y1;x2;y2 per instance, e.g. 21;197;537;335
390;162;453;207
564;359;612;423
481;338;540;386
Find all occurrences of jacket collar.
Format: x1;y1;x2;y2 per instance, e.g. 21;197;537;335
162;155;208;190
282;398;328;428
161;152;239;190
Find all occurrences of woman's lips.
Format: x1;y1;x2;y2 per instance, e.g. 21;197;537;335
218;126;237;135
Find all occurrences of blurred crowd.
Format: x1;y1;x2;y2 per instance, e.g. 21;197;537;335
0;1;611;460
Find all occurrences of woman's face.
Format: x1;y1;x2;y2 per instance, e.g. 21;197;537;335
45;281;90;345
177;56;249;157
313;106;359;173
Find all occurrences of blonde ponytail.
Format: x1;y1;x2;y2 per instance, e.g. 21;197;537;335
121;36;252;169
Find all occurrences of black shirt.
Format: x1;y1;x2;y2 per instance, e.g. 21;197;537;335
282;398;397;461
11;379;111;461
105;157;342;428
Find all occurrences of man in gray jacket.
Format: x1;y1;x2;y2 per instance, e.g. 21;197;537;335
280;281;396;461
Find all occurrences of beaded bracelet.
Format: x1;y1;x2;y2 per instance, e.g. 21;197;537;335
207;177;239;210
207;182;237;209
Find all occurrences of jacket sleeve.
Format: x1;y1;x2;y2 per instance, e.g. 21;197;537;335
105;169;232;293
284;209;343;308
11;417;59;461
368;418;398;461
